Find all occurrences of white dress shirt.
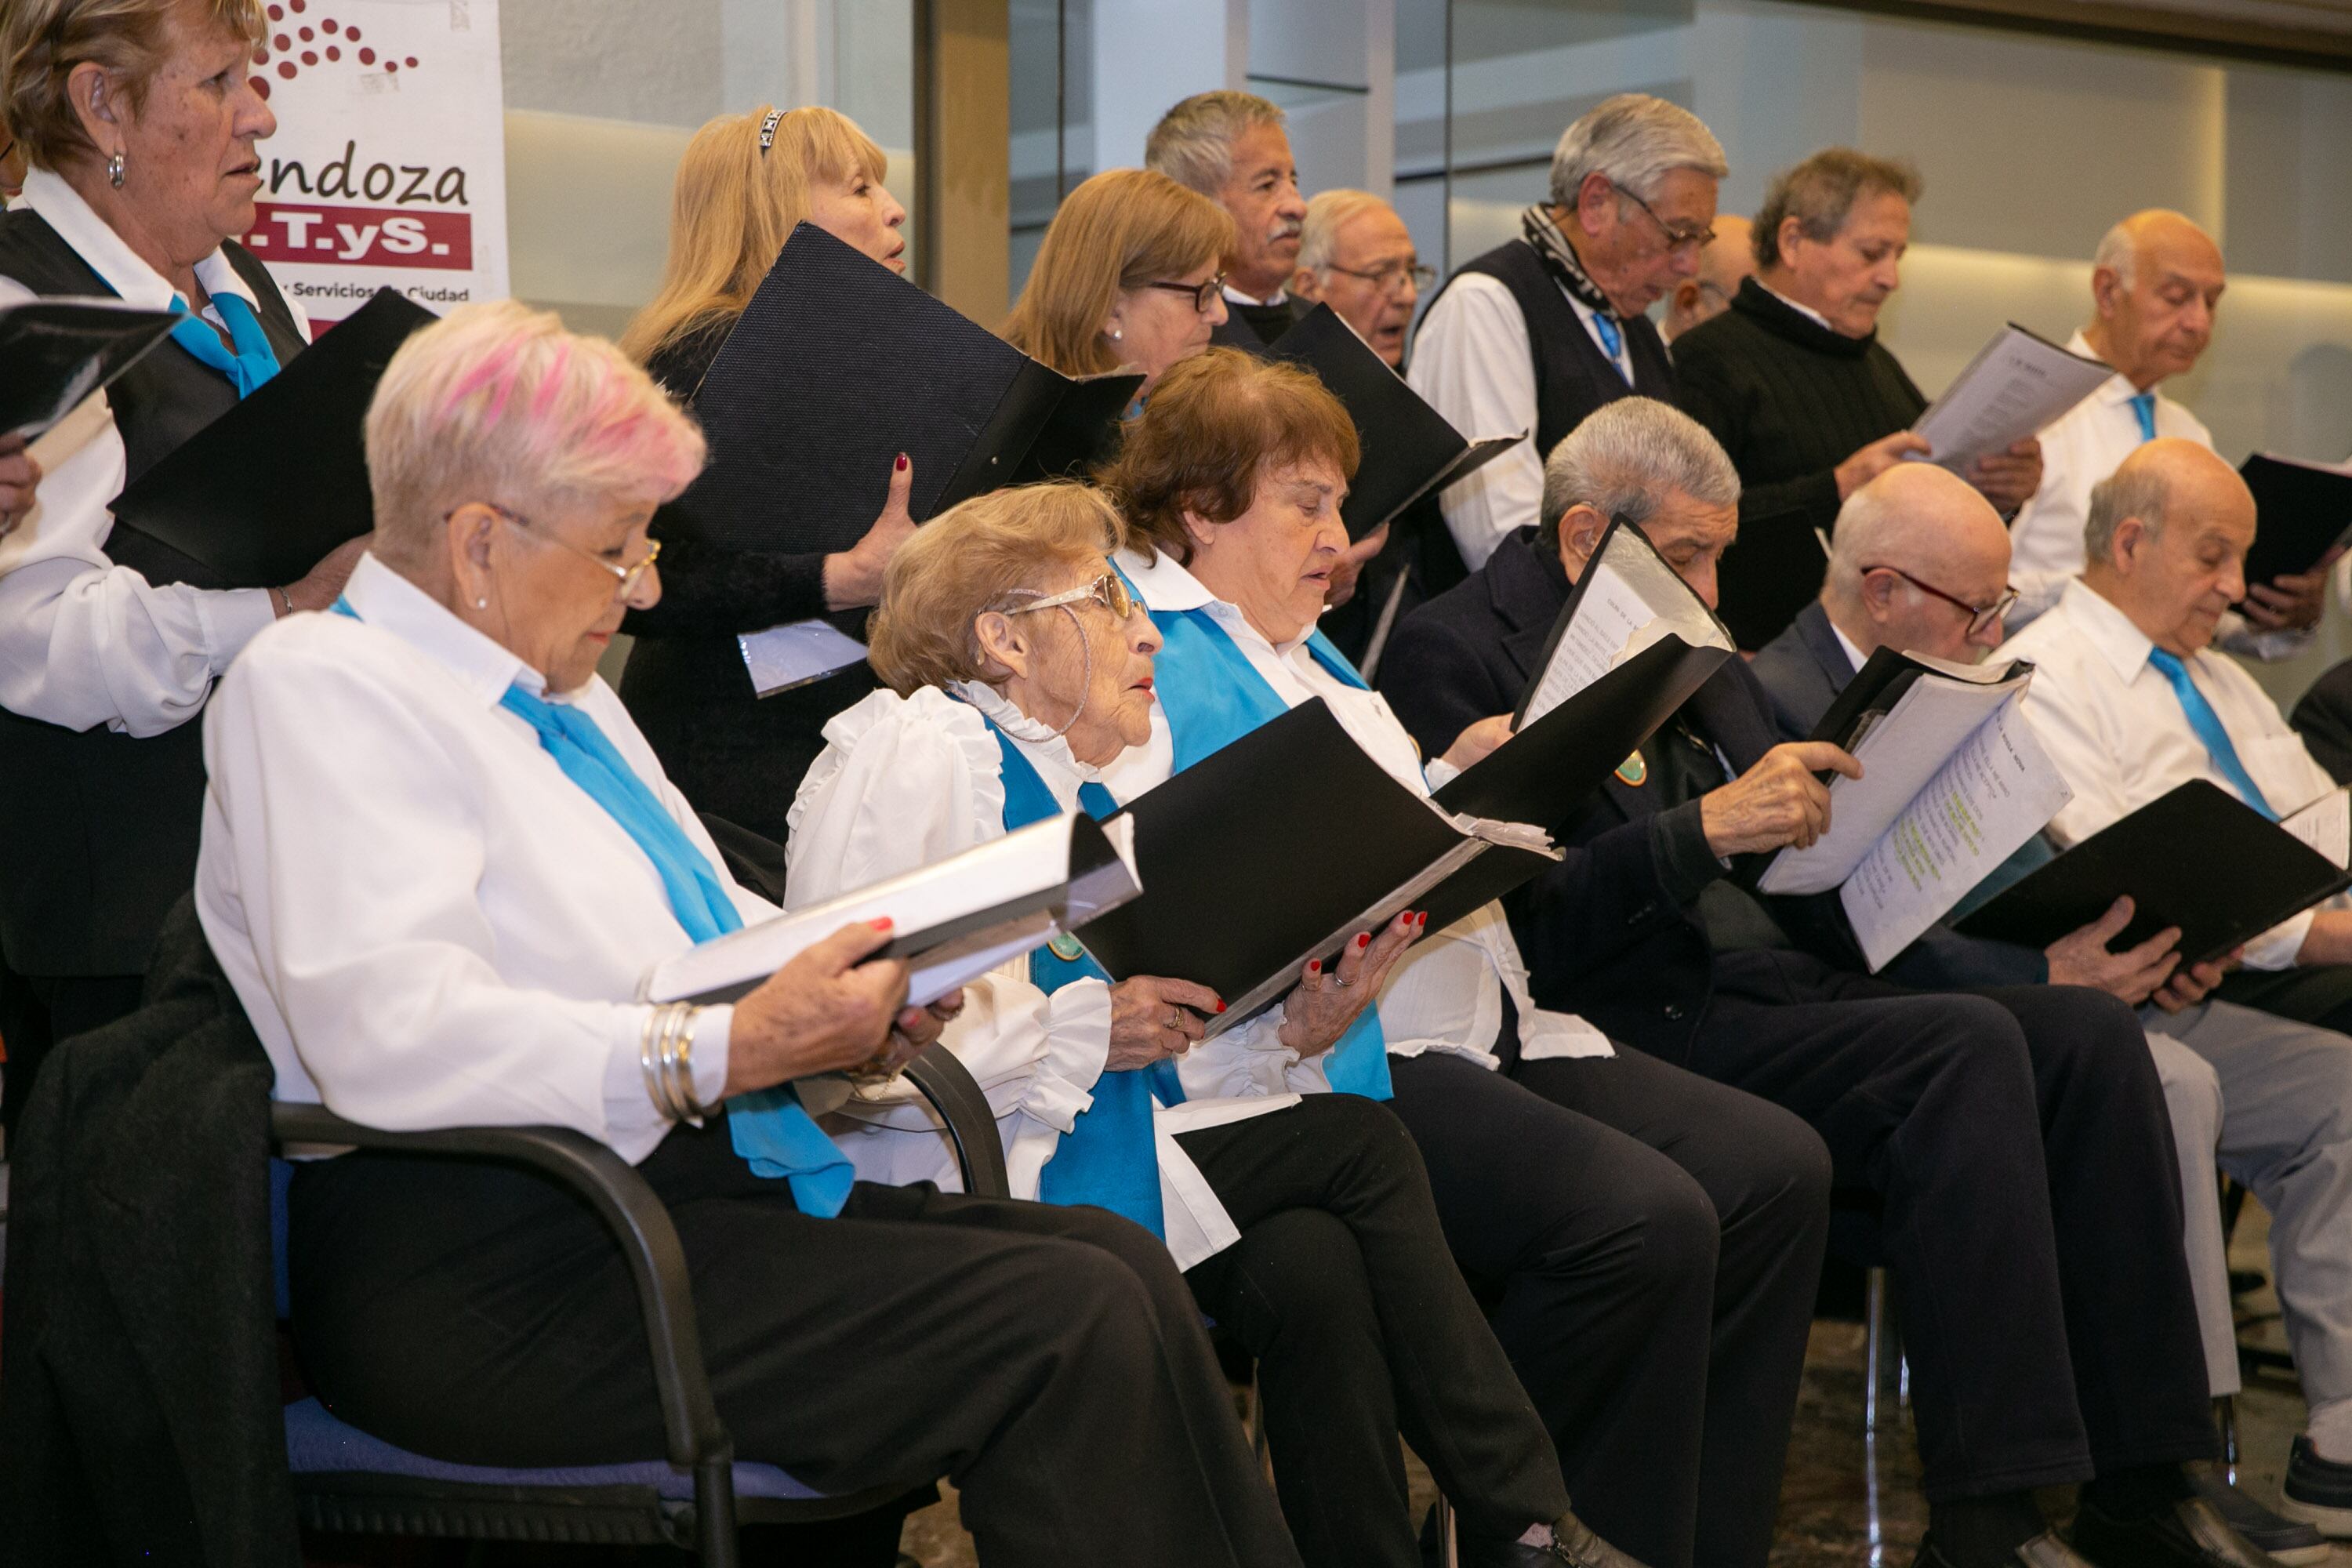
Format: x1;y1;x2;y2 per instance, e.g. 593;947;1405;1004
2005;330;2303;659
197;554;746;1163
2004;577;2345;969
1223;282;1289;309
1098;546;1613;1105
784;681;1292;1269
0;166;310;736
1407;267;1631;572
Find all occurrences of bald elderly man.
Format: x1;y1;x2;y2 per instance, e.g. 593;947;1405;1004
2004;439;2352;1543
1661;216;1752;344
1753;464;2348;1564
2007;211;2326;654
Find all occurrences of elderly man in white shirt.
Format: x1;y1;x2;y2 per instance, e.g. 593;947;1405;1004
1144;89;1310;350
1408;93;1725;572
2006;210;2328;653
201;298;1310;1568
2006;437;2352;1539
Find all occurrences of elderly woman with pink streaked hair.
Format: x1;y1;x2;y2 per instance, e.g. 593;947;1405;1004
193;299;1304;1568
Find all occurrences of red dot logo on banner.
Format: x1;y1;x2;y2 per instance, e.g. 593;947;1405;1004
254;16;424;85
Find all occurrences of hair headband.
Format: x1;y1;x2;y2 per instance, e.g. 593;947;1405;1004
758;109;783;155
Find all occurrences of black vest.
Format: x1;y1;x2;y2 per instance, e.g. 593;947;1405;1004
0;209;306;976
1433;238;1677;460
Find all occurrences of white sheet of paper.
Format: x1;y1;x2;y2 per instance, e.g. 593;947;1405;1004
1759;664;2034;895
2283;788;2352;870
1838;698;2073;971
1911;325;2113;473
1521;557;1657;725
737;619;870;698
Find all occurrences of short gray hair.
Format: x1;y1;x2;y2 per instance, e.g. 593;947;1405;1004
1752;148;1922;267
1549;93;1727;210
1297;188;1390;274
1539;397;1740;549
2092;219;2140;292
2085;460;2173;562
1145;90;1286;197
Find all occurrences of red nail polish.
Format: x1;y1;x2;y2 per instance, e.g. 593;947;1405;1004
1308;960;1321;975
895;452;909;471
1356;932;1371;949
1214;1000;1226;1013
868;916;894;931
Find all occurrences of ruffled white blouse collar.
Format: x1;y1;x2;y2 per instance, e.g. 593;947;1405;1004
950;679;1109;804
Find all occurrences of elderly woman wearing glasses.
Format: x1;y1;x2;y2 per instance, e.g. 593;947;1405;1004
194;300;1308;1568
784;477;1628;1568
1092;347;1831;1568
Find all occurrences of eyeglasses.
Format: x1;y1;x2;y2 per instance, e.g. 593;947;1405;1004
994;572;1140;622
1323;260;1436;298
1613;182;1715;257
458;503;662;597
1139;272;1228;314
1861;563;2018;637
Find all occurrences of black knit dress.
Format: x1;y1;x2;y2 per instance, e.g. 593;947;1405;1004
1671;278;1927;646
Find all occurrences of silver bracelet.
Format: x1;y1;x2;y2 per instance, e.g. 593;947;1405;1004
274;585;295;616
641;1002;692;1123
663;1005;710;1127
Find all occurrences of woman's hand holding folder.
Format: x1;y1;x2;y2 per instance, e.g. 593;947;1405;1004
821;452;918;611
1276;909;1425;1058
1109;975;1227;1068
0;433;40;538
725;916;939;1096
1440;713;1517;774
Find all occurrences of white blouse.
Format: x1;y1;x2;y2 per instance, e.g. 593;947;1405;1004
0;167;312;737
786;681;1293;1269
1095;546;1613;1107
197;554;746;1163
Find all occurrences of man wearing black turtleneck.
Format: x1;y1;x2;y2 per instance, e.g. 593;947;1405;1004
1672;149;2042;646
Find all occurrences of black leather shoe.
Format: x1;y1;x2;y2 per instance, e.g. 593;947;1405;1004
2185;1461;2331;1563
1458;1510;1652;1567
2071;1495;2288;1568
1911;1530;2096;1567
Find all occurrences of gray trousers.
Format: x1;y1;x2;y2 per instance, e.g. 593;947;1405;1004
2143;998;2352;1408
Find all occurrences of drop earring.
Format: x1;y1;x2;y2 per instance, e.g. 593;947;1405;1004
107;151;125;189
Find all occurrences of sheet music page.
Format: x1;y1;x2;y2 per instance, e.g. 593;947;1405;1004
2283;787;2352;870
1838;697;2072;971
1911;325;2113;473
738;619;871;697
1521;557;1661;726
1759;663;2032;895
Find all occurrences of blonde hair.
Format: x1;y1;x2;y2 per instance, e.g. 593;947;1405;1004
365;301;706;570
866;483;1128;695
2;0;263;170
1001;169;1235;377
618;105;889;367
1297;189;1393;275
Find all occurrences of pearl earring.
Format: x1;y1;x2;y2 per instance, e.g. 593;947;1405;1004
107;151;125;189
1109;327;1123;342
475;596;488;609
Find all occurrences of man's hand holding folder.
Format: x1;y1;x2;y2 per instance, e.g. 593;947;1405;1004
1701;742;1864;855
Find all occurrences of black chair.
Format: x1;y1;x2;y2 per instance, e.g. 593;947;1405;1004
276;1045;1011;1568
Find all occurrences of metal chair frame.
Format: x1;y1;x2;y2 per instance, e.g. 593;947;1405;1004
275;1044;1010;1568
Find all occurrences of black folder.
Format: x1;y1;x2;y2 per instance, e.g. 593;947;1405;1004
660;223;1139;555
1076;699;1559;1028
2;297;183;440
1955;779;2352;965
1267;303;1523;541
1713;506;1827;650
2239;453;2352;592
106;288;434;589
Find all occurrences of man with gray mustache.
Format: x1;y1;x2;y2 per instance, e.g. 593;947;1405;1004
1146;90;1310;349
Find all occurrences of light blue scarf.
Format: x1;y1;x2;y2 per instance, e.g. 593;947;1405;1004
169;290;281;398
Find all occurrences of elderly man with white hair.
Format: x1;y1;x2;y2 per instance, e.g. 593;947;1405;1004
1288;187;1432;368
2005;438;2352;1546
2007;212;2327;652
1754;463;2350;1566
1407;93;1726;572
1145;89;1309;350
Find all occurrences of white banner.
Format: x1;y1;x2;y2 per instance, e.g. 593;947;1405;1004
238;0;507;327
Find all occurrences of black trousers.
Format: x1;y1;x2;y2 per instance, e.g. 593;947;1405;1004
1677;949;2216;1503
0;970;143;1142
289;1115;1301;1568
1177;1094;1570;1568
2215;961;2352;1036
1384;1049;1831;1568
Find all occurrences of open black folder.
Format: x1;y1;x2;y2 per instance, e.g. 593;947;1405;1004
2;296;183;439
643;811;1142;1007
2239;454;2352;592
1268;303;1523;541
660;223;1141;555
1955;779;2352;966
106;288;434;589
1075;700;1561;1034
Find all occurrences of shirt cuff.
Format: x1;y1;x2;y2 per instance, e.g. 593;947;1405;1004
1424;757;1463;791
2246;910;2314;971
196;587;280;676
1650;799;1726;907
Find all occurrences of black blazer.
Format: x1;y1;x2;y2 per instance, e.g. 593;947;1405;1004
1749;601;1853;743
1379;533;2039;1057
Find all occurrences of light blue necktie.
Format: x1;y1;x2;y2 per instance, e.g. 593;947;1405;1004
2128;391;2158;445
169;291;281;399
1590;310;1631;385
2147;647;2277;820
